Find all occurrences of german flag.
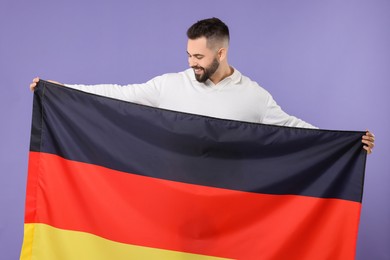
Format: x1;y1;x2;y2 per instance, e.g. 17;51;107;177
20;80;366;260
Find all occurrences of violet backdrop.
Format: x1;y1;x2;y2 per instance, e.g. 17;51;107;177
0;0;389;259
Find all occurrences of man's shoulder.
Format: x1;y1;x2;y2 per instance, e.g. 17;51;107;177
235;70;268;93
146;69;193;88
152;69;192;81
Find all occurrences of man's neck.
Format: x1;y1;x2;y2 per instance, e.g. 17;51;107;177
209;64;233;85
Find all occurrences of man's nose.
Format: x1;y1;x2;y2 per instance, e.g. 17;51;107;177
188;57;197;67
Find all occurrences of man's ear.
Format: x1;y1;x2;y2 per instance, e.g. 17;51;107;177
218;47;228;61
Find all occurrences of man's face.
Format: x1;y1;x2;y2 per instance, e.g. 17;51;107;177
187;37;220;83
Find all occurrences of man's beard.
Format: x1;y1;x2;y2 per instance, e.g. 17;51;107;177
192;58;220;83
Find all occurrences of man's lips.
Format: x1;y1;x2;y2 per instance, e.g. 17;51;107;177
193;67;204;74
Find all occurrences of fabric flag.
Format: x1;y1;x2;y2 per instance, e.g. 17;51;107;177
21;80;367;260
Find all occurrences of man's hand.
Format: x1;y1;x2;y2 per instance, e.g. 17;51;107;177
362;130;375;154
29;77;40;91
29;77;63;91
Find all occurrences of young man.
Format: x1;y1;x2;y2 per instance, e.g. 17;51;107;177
30;18;375;153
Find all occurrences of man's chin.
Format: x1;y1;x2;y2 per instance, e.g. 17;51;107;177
193;71;205;82
195;74;208;83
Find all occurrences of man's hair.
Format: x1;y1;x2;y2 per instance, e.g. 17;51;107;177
187;17;230;49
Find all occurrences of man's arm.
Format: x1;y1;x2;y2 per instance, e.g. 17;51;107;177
261;93;375;153
29;76;164;107
262;94;317;129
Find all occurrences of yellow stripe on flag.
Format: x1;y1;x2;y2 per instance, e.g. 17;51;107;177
20;223;231;260
20;224;35;260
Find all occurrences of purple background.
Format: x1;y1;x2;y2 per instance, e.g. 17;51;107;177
1;0;389;259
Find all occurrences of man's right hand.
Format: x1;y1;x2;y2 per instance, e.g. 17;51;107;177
29;77;40;91
30;77;63;91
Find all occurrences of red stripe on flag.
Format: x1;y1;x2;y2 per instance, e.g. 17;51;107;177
25;152;361;259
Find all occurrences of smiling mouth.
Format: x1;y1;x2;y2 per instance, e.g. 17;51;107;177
192;67;204;74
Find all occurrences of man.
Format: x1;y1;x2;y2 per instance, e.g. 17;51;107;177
30;17;375;153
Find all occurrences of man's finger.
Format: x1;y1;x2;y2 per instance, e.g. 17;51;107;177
29;83;36;91
363;146;372;154
362;139;374;148
362;135;375;142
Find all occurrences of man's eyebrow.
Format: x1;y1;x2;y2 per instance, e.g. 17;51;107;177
186;51;204;57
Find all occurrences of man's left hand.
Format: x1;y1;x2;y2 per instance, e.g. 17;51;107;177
362;130;375;154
